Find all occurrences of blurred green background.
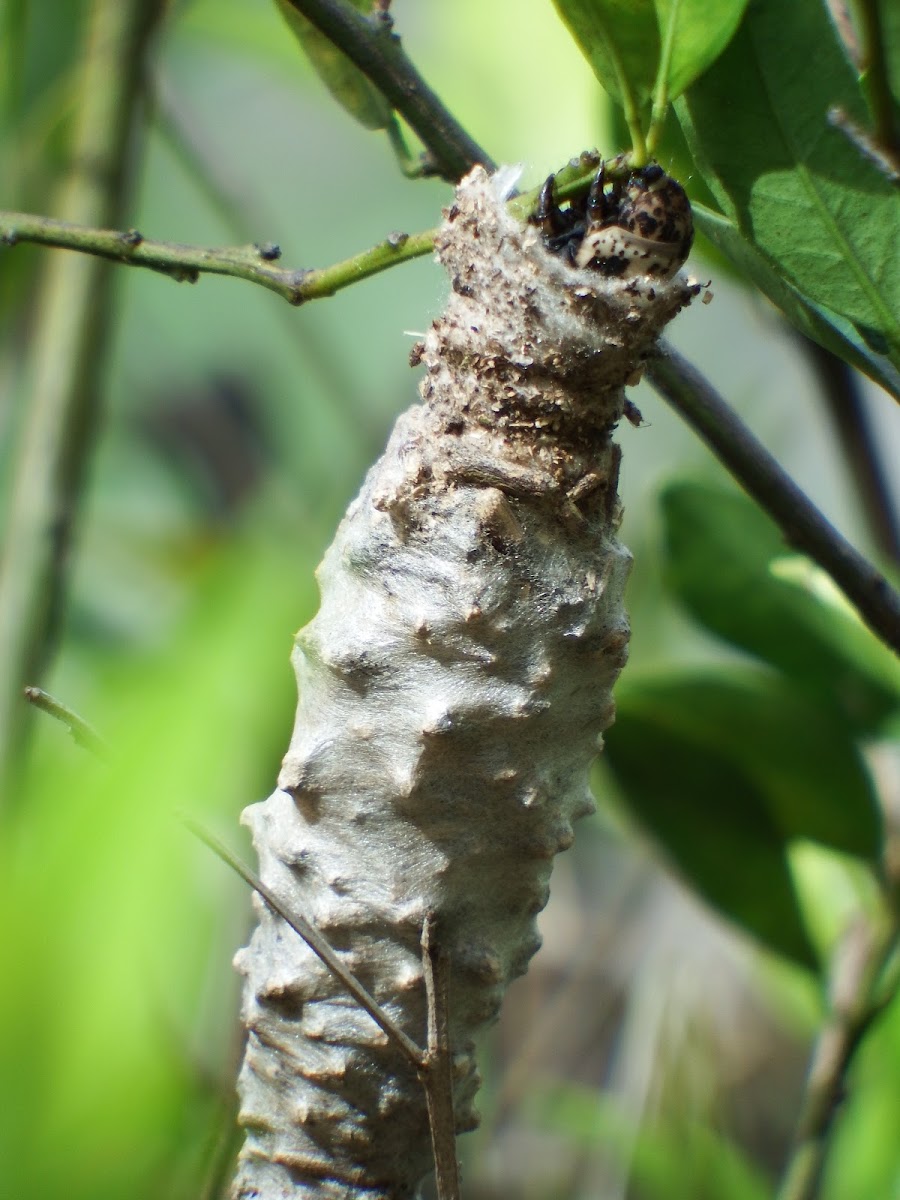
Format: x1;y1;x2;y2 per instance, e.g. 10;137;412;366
1;2;898;1198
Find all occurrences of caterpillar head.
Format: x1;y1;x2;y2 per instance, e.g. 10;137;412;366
532;162;694;281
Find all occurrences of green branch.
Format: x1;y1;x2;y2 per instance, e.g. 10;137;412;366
776;914;900;1200
1;159;608;305
647;0;679;157
279;0;494;181
0;210;437;303
23;686;107;757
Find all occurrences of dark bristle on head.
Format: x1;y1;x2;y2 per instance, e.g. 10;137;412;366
639;164;665;186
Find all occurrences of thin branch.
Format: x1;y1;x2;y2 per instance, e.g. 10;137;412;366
776;916;900;1200
22;686;107;757
853;0;900;160
183;818;426;1070
420;914;461;1200
279;0;493;182
646;341;900;657
647;3;678;157
0;0;165;806
190;821;466;1193
0;210;436;304
0;155;610;307
798;334;900;568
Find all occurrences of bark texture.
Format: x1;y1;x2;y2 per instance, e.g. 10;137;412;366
232;165;696;1199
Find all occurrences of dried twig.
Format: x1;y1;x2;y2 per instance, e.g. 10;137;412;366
187;821;467;1197
183;818;425;1068
421;914;462;1200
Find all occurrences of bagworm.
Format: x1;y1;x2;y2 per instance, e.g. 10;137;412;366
232;162;697;1199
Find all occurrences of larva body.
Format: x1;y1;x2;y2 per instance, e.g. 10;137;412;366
232;165;695;1199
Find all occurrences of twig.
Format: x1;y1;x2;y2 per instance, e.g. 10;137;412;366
22;686;107;757
0;157;608;306
0;0;164;804
775;915;900;1200
279;0;493;182
420;913;462;1200
852;0;900;162
190;818;465;1195
798;334;900;567
646;342;900;657
0;210;437;304
183;818;426;1069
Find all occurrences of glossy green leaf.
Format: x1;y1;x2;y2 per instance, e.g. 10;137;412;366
551;0;748;111
660;481;900;734
676;0;900;365
612;102;900;394
694;203;900;401
652;0;749;103
615;671;882;861
275;0;393;131
605;687;818;969
551;0;660;107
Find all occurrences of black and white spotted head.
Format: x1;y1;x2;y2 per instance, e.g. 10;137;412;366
532;162;694;282
575;164;693;279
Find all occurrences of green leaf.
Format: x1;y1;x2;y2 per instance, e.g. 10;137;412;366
652;0;749;103
605;685;818;969
551;0;660;107
693;202;900;401
660;481;900;735
551;0;748;109
275;0;393;131
616;670;882;861
675;0;900;365
532;1085;771;1200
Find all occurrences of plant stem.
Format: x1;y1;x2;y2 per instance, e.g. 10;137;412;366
583;12;647;164
853;0;900;159
0;157;613;307
279;0;493;181
799;334;900;568
0;209;437;303
646;342;900;657
776;916;900;1200
22;686;107;758
421;914;461;1200
0;0;163;805
646;0;679;157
